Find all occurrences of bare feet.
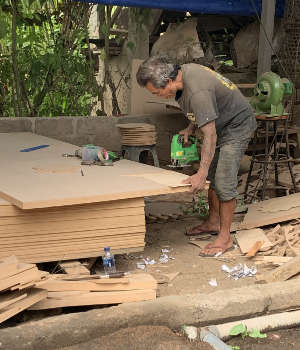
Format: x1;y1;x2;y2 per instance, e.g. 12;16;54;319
199;236;233;257
186;221;220;236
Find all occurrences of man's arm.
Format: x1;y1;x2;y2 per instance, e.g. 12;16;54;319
182;121;217;192
198;121;217;177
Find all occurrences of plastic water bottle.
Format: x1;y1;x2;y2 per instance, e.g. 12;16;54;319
103;247;116;274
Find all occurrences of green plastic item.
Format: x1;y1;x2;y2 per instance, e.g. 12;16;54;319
250;72;293;117
170;134;199;167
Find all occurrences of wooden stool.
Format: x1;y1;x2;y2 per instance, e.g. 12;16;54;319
244;115;297;202
121;145;160;167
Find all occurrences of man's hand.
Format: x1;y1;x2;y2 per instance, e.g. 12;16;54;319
178;128;192;144
182;172;207;192
179;123;196;144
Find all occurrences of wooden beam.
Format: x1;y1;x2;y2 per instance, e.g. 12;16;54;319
58;261;90;275
257;0;276;78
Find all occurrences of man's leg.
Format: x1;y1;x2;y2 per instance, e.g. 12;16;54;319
202;199;235;254
188;188;220;234
200;139;250;255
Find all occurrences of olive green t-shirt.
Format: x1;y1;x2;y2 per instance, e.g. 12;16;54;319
176;64;257;145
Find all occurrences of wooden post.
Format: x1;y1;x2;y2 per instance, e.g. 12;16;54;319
257;0;276;78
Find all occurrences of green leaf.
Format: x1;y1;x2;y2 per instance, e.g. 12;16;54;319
100;23;108;36
127;41;135;52
229;324;247;337
229;346;240;350
248;329;267;339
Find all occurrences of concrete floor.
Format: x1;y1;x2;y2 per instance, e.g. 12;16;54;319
96;193;259;297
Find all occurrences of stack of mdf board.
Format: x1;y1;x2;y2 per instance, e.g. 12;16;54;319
0;133;190;263
0;197;146;263
0;256;47;323
30;273;157;310
117;123;157;146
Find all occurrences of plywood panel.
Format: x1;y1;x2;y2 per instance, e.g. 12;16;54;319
0;197;144;217
0;245;145;263
0;133;190;209
0;226;145;244
0;206;144;226
0;214;145;235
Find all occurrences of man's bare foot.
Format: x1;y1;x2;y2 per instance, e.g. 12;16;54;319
186;221;220;236
199;236;233;257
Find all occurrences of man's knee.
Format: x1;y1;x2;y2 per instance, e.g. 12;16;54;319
214;175;238;201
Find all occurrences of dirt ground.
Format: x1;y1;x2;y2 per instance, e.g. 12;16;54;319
97;193;258;297
60;325;300;350
60;325;214;350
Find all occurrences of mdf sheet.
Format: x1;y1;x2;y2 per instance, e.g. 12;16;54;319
0;133;190;209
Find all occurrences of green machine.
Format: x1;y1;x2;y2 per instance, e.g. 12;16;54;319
250;72;293;117
169;134;199;168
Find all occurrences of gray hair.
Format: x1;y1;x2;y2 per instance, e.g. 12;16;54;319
136;56;179;88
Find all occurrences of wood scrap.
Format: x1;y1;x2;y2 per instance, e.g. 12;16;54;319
256;255;300;283
59;261;90;275
284;226;300;256
0;256;48;324
37;273;156;292
235;229;272;254
0;289;47;323
246;241;264;257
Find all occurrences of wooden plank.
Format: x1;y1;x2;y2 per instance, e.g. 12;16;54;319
0;289;47;323
2;246;145;264
59;261;90;275
0;133;189;209
37;273;157;292
256;255;300;283
235;229;272;254
253;256;293;266
0;292;27;310
0;241;145;259
241;193;300;230
0;266;41;292
0;234;145;255
29;289;156;310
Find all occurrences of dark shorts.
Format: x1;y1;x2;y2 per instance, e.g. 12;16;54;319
207;139;250;201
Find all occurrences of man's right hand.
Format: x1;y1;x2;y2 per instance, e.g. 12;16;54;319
179;128;193;144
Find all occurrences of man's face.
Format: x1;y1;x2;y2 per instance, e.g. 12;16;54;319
146;80;177;99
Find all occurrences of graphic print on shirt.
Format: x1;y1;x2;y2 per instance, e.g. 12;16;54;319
202;66;238;91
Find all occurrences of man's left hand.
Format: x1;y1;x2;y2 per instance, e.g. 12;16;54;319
182;173;207;192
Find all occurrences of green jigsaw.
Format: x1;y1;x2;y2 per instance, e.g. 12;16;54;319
169;134;199;168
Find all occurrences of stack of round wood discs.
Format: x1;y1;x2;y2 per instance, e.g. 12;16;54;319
117;123;157;146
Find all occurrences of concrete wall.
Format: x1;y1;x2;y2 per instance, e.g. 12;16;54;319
0;113;188;164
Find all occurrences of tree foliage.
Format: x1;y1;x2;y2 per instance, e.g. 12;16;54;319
0;0;98;117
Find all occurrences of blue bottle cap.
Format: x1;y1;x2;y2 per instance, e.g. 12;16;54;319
104;247;110;252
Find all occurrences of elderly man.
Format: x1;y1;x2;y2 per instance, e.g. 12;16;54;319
136;56;256;257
